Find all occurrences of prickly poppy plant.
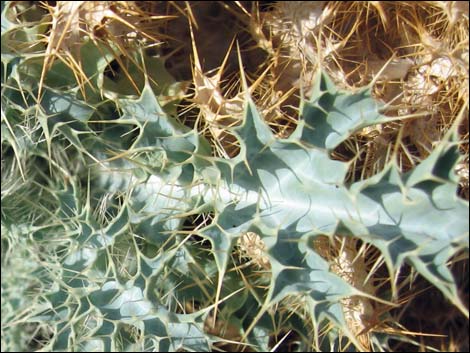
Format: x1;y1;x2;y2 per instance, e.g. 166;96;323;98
1;1;468;351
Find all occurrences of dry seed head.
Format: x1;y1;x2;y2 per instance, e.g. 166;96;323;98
237;232;271;271
313;235;386;351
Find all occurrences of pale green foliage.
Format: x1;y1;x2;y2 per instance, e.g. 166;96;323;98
1;1;468;351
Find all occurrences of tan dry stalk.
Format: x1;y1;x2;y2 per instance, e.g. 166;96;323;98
313;235;380;351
